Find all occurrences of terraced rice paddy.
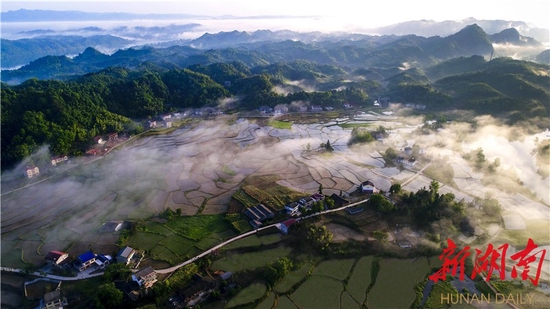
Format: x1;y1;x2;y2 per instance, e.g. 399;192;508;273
1;118;388;267
366;259;430;309
226;281;267;308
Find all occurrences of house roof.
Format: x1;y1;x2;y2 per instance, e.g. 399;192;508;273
96;254;112;263
134;266;156;279
118;246;135;258
219;271;233;280
244;204;274;221
330;194;349;207
282;219;297;228
78;251;95;263
43;290;61;303
44;250;67;261
362;180;375;187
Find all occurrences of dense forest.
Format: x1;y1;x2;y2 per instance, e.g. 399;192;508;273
0;63;372;169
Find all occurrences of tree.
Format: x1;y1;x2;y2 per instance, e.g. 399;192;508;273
103;263;131;283
312;201;324;213
475;147;486;170
389;184;402;195
369;194;394;213
306;225;333;251
97;283;123;308
372;230;388;242
318;183;323;195
325;197;335;209
325;140;334;151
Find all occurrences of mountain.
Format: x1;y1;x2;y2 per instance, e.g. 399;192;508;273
375;17;549;43
490;28;542;46
1;35;133;69
421;24;493;60
434;58;550;118
536;50;550;64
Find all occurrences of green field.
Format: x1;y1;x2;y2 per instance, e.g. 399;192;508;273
164;214;232;241
125;214;234;264
226;281;267;308
212;246;292;272
346;256;372;304
274;263;313;293
313;259;355;280
291;276;343;309
367;259;425;309
275;296;298;309
268;120;293;130
225;235;262;250
341;291;360;309
256;292;276;309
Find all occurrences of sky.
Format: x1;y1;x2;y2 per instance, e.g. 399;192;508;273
2;0;550;30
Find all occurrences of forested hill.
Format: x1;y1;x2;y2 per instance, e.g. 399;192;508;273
2;54;549;170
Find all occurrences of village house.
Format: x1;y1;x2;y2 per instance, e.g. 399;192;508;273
85;148;100;156
95;254;113;269
50;155;68;166
404;158;417;167
278;218;297;235
44;250;69;268
298;196;315;209
343;103;353;109
274;104;289;115
101;220;123;232
161;114;172;121
360;180;379;194
132;266;157;289
117;246;136;265
24;166;40;178
164;121;173;128
330;193;349;208
148;120;157;128
310;105;323;112
258;106;274;115
107;132;118;142
94;136;105;145
298;105;308;112
76;251;95;272
324;106;334;111
244;204;275;223
284;202;300;216
40;290;67;309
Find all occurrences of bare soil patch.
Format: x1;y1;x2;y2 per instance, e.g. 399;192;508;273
326;223;366;243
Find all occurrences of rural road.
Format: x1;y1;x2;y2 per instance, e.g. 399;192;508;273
1;197;370;279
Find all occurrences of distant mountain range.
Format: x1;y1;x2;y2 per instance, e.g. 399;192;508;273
374;17;549;43
2;22;548;73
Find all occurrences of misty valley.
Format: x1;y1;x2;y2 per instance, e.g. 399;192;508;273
1;9;550;309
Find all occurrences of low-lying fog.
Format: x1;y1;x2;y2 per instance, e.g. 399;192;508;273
1;113;548;267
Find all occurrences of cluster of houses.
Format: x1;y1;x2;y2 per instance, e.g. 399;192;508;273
257;102;357;116
243;193;327;230
86;132;120;156
23;155;70;178
44;250;113;272
43;246;159;303
283;193;325;217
